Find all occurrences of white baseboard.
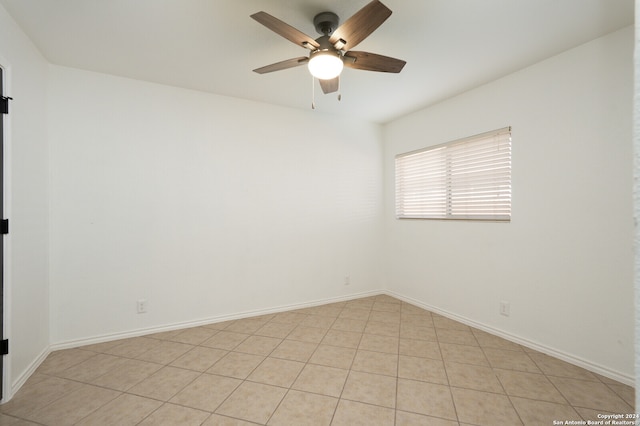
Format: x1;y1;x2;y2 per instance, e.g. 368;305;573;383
383;290;634;387
3;345;51;403
2;290;379;403
7;287;632;404
50;289;383;351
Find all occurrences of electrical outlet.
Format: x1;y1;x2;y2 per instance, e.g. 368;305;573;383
500;301;510;317
344;276;350;286
137;299;148;314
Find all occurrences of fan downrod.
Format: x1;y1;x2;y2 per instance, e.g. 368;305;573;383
313;12;339;36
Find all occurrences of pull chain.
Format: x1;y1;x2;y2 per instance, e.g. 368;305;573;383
311;76;316;110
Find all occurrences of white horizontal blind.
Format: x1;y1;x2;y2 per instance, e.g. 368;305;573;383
395;127;511;221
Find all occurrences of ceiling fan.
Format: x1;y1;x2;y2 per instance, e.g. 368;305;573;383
250;0;406;95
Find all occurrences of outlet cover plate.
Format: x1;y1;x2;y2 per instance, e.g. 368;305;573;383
500;301;510;317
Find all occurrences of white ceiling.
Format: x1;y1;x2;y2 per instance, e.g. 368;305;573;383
0;0;634;123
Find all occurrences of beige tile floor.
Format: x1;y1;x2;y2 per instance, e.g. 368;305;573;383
0;295;634;425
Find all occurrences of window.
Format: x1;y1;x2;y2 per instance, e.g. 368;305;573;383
395;127;511;221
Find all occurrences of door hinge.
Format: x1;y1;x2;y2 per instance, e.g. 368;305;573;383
0;96;12;114
0;219;8;235
0;340;8;356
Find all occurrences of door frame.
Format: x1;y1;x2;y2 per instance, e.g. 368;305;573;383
0;64;10;403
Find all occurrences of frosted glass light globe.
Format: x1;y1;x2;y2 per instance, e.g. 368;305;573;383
308;52;343;80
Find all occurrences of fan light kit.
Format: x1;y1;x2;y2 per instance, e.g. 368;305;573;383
250;0;406;102
308;51;343;80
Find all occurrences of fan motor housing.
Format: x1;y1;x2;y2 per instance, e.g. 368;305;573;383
313;12;339;35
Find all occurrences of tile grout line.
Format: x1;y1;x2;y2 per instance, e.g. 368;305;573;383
473;332;526;426
523;346;576;414
393;305;401;426
147;319;263;424
212;319;293;425
329;300;372;425
263;308;336;426
434;316;461;425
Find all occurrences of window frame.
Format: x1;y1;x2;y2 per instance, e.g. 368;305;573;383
395;127;512;222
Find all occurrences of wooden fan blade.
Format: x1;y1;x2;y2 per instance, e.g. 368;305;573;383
328;0;392;50
343;51;406;73
251;11;320;50
253;57;309;74
319;77;339;94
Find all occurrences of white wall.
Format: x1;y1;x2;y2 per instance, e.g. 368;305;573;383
634;0;640;407
48;66;384;344
0;4;50;399
383;27;634;381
